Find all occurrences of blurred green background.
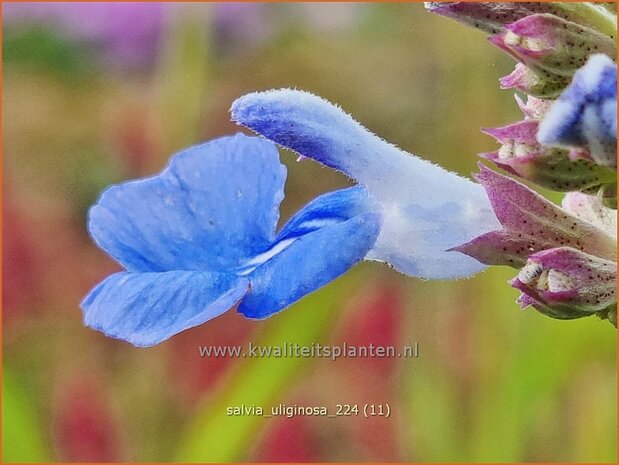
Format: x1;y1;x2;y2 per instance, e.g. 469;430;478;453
2;2;616;463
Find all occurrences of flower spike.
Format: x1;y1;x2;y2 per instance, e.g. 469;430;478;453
429;1;617;326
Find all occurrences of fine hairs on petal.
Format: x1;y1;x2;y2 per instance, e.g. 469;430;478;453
232;88;501;279
231;88;485;201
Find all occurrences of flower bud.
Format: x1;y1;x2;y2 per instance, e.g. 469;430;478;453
490;14;615;78
514;94;553;120
424;2;617;37
482;120;616;193
500;63;568;99
512;247;616;323
424;2;547;34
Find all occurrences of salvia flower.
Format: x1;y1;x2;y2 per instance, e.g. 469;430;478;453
82;134;383;347
487;55;617;205
84;2;618;346
231;89;501;279
538;54;618;170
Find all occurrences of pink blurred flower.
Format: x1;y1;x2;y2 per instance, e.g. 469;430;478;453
2;194;42;320
3;2;273;68
52;376;122;462
253;281;405;461
169;311;255;402
254;413;320;462
3;2;166;67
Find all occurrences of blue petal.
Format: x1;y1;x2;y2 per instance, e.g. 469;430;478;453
232;89;420;197
82;271;248;347
276;185;375;241
231;89;482;201
538;54;617;168
232;89;500;279
365;202;492;279
88;133;286;272
238;212;381;319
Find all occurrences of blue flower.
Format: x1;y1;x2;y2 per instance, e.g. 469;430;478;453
231;89;501;279
538;54;617;169
82;133;381;347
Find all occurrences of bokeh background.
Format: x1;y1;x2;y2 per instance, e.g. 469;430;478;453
2;2;616;463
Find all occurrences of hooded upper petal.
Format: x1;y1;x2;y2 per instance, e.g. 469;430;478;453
82;271;248;347
88;133;286;272
231;89;500;279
